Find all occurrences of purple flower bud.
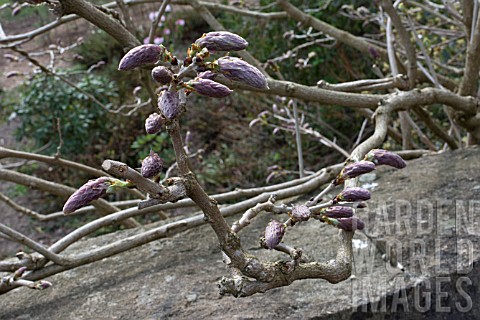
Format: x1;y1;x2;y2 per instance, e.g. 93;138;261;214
197;70;217;80
158;90;181;119
145;113;165;134
335;187;371;203
365;149;406;169
195;31;248;52
188;78;232;98
151;66;173;84
264;220;285;249
338;161;376;182
321;206;354;218
63;177;114;214
141;150;164;178
118;44;164;71
290;205;311;222
216;57;269;90
336;216;365;231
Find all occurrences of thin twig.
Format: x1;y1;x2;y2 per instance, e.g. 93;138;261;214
0;223;70;266
291;100;304;178
147;0;171;44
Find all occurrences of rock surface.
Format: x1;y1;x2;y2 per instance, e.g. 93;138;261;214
1;147;479;319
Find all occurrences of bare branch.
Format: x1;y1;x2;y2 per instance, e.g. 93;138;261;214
460;6;480;97
412;106;459;150
218;230;353;297
59;0;139;48
317;75;409;92
0;168;139;228
147;0;170;44
277;0;388;60
0;223;70;266
381;0;417;87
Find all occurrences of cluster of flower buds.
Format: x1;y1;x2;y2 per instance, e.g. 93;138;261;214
141;150;164;178
313;149;406;231
116;31;269;125
333;150;406;186
63;177;121;214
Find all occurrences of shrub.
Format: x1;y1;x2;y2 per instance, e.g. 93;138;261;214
12;72;118;156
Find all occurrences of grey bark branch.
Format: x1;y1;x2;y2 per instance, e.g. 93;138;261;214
412;106;459;150
0;169;139;228
0;223;70;266
59;0;139;48
0;146;145;199
147;0;170;44
0;164;341;293
381;0;417;88
277;0;388;60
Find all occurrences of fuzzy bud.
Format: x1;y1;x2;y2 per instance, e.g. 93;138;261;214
365;149;406;169
264;220;285;249
151;66;173;84
187;78;232;98
158;90;181;119
321;206;354;218
337;161;376;183
145;113;165;134
335;187;371;203
63;177;114;214
336;216;365;231
118;44;164;71
141;150;163;178
290;205;311;222
195;31;248;52
216;57;269;90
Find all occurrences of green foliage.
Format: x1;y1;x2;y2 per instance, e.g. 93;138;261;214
12;72;118;155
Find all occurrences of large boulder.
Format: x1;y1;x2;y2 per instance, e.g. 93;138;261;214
1;147;479;319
